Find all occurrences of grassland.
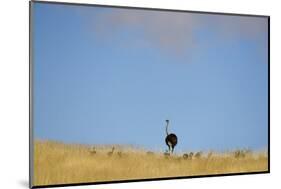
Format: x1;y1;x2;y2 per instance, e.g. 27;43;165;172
33;140;268;186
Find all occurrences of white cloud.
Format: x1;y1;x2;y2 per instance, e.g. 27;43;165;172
89;8;268;57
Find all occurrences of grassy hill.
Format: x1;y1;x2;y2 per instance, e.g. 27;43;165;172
33;140;268;186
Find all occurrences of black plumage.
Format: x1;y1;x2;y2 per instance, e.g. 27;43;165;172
165;120;178;154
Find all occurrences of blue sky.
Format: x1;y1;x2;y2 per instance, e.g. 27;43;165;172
32;2;268;152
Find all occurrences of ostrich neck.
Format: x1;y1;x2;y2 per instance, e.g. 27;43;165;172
166;122;169;136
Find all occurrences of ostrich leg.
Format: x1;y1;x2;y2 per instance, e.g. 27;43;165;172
168;145;171;153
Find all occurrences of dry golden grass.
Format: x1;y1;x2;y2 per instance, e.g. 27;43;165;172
33;140;268;186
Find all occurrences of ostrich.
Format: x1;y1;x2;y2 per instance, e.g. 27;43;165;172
234;150;245;159
189;152;194;159
117;151;123;158
183;153;189;159
195;151;202;159
107;147;115;156
165;120;178;154
90;147;96;155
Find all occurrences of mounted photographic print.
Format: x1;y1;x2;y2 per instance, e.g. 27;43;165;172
30;1;270;188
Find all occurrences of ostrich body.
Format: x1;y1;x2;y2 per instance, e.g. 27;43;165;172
107;147;115;156
165;120;178;154
183;153;189;159
90;147;96;155
189;152;194;159
195;151;202;159
117;151;122;157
